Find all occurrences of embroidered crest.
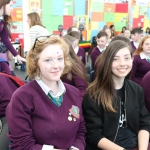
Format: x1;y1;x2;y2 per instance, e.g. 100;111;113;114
69;105;80;119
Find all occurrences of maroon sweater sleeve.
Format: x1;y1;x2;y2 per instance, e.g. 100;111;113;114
0;75;18;117
0;20;18;56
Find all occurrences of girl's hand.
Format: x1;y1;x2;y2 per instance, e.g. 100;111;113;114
16;55;26;64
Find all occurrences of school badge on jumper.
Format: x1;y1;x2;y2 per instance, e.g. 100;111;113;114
68;105;80;122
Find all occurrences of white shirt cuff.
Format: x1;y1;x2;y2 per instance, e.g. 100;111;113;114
70;146;79;150
42;145;54;150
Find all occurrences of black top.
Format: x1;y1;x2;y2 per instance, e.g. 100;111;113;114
115;85;138;149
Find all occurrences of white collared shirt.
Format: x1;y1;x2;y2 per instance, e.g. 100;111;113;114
133;42;139;49
140;52;150;60
74;46;79;54
97;46;106;52
0;16;3;20
36;79;66;98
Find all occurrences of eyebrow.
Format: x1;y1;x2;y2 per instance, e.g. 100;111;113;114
114;54;131;57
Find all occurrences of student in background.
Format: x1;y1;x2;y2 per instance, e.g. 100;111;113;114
0;72;24;150
62;36;88;99
27;12;50;47
131;35;150;85
141;71;150;113
90;32;108;66
110;24;115;37
67;25;79;34
68;31;85;65
130;28;143;53
124;29;131;40
104;28;112;44
82;40;150;150
6;36;86;150
120;26;127;35
0;0;26;64
145;27;150;36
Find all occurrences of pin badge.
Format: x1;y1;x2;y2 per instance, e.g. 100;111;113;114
68;116;72;121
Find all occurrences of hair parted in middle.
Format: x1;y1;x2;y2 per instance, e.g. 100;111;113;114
86;40;132;112
27;12;44;28
26;36;71;79
134;35;150;56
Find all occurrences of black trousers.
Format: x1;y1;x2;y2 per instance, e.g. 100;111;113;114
0;117;9;150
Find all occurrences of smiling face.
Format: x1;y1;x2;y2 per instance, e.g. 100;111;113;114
38;44;65;83
124;30;131;39
5;0;13;16
96;36;108;49
105;29;112;39
111;47;133;79
142;38;150;54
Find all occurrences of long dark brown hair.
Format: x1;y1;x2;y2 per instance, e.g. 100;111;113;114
87;40;132;112
62;37;88;85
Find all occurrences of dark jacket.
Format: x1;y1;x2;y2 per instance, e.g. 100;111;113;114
82;79;150;150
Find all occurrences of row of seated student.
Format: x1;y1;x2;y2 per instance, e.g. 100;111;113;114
1;36;150;149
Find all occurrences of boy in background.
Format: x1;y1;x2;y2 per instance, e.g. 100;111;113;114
131;28;143;53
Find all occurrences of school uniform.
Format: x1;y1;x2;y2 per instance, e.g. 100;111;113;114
90;46;105;67
131;53;150;85
74;46;86;65
130;41;139;53
142;71;150;113
61;71;87;99
0;19;18;56
0;74;20;150
6;80;86;150
82;79;150;150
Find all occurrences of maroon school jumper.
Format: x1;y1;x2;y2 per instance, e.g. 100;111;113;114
0;20;18;56
90;47;102;67
6;80;86;150
77;47;85;65
131;55;150;85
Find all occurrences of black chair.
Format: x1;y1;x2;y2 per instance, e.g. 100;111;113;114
90;70;95;83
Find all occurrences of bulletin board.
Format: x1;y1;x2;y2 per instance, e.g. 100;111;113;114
41;0;89;40
89;0;129;40
130;0;150;31
11;0;24;47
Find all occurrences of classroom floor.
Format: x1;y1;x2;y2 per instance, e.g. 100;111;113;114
14;68;27;81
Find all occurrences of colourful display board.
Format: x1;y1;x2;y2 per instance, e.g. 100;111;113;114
11;0;24;48
89;0;128;40
130;0;150;31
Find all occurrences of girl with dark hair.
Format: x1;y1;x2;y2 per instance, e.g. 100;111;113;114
110;24;115;37
145;27;150;35
82;40;150;150
0;0;26;64
62;35;88;98
121;26;127;35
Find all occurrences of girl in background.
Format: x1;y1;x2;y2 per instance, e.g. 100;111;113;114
0;0;26;64
62;35;88;99
104;28;112;44
124;29;131;40
82;40;150;150
131;35;150;85
27;12;50;47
